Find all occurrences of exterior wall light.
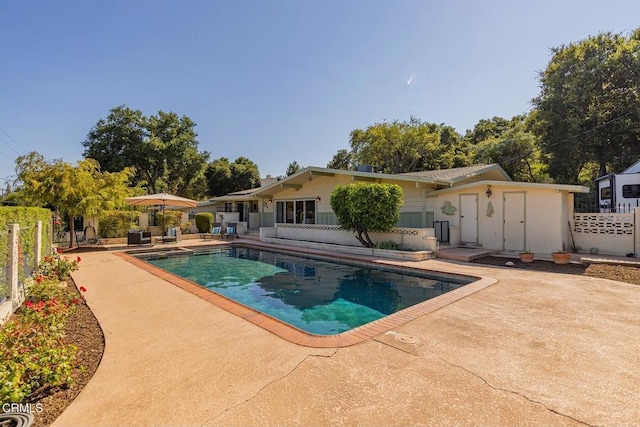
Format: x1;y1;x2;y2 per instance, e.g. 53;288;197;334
316;196;321;203
485;185;492;198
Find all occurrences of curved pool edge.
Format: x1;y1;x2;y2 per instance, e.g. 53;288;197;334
115;250;497;348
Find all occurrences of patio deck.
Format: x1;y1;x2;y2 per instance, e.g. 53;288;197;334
52;240;640;426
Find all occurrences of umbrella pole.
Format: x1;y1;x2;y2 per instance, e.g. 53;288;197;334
161;204;166;236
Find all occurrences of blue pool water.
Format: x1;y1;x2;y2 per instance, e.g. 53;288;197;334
144;246;473;335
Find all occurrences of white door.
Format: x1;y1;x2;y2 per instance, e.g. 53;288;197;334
460;194;478;243
504;192;525;251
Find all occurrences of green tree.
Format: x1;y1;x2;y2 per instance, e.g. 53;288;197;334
532;29;640;183
81;106;147;173
286;161;302;176
343;117;470;173
82;106;210;198
467;115;548;182
14;152;134;247
464;116;512;145
205;157;260;196
326;149;353;170
330;183;403;248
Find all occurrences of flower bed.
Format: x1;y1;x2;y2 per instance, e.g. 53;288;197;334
0;253;84;404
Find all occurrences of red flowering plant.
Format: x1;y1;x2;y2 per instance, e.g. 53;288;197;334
35;252;80;282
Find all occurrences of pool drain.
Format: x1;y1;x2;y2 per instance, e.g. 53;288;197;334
385;331;421;345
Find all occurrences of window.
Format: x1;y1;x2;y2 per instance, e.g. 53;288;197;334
224;202;233;212
304;200;316;224
275;199;317;224
188;211;196;220
276;201;284;224
622;184;640;199
600;186;611;200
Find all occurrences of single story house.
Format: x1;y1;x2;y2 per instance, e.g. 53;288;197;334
195;164;588;255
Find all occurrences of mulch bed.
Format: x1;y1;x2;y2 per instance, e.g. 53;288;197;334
472;256;640;286
27;280;105;427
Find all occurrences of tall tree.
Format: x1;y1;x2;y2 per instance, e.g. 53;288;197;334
82;106;209;198
467;115;548;182
326;149;353;170
145;110;209;199
285;161;302;176
14;152;134;247
339;117;470;174
205;157;260;196
532;29;640;183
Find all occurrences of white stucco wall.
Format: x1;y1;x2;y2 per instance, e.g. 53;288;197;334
429;184;573;254
268;224;436;252
572;211;636;256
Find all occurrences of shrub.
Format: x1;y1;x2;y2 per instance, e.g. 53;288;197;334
195;212;214;233
34;253;80;282
156;210;183;231
330;183;403;248
98;210;140;238
374;241;400;250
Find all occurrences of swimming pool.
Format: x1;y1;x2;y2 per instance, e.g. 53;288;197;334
143;246;474;335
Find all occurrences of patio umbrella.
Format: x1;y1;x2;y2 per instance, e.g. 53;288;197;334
125;192;197;234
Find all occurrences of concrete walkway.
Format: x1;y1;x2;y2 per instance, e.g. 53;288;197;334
53;244;640;426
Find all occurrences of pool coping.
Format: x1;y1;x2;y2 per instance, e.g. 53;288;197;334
115;243;497;348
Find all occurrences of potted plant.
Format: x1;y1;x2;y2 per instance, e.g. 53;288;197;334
551;248;571;265
519;249;534;263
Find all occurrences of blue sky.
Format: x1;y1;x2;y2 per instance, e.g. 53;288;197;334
1;0;639;183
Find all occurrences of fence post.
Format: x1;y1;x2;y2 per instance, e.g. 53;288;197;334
635;207;640;258
8;223;23;309
35;220;42;268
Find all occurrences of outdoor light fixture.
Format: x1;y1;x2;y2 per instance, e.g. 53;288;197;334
485;185;492;198
266;199;272;206
316;196;321;203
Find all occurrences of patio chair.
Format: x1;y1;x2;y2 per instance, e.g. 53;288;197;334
221;223;238;240
156;227;181;244
203;223;222;240
127;230;152;245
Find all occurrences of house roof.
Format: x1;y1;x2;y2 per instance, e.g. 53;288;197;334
201;164;512;202
424;180;590;196
400;164;511;183
248;164;511;199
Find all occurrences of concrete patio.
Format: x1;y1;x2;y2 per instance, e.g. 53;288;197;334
53;241;640;426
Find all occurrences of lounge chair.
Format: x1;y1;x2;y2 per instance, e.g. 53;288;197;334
203;223;222;240
221;223;238;240
156;227;181;244
127;230;152;245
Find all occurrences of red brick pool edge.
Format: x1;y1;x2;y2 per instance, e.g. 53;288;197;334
115;250;497;348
